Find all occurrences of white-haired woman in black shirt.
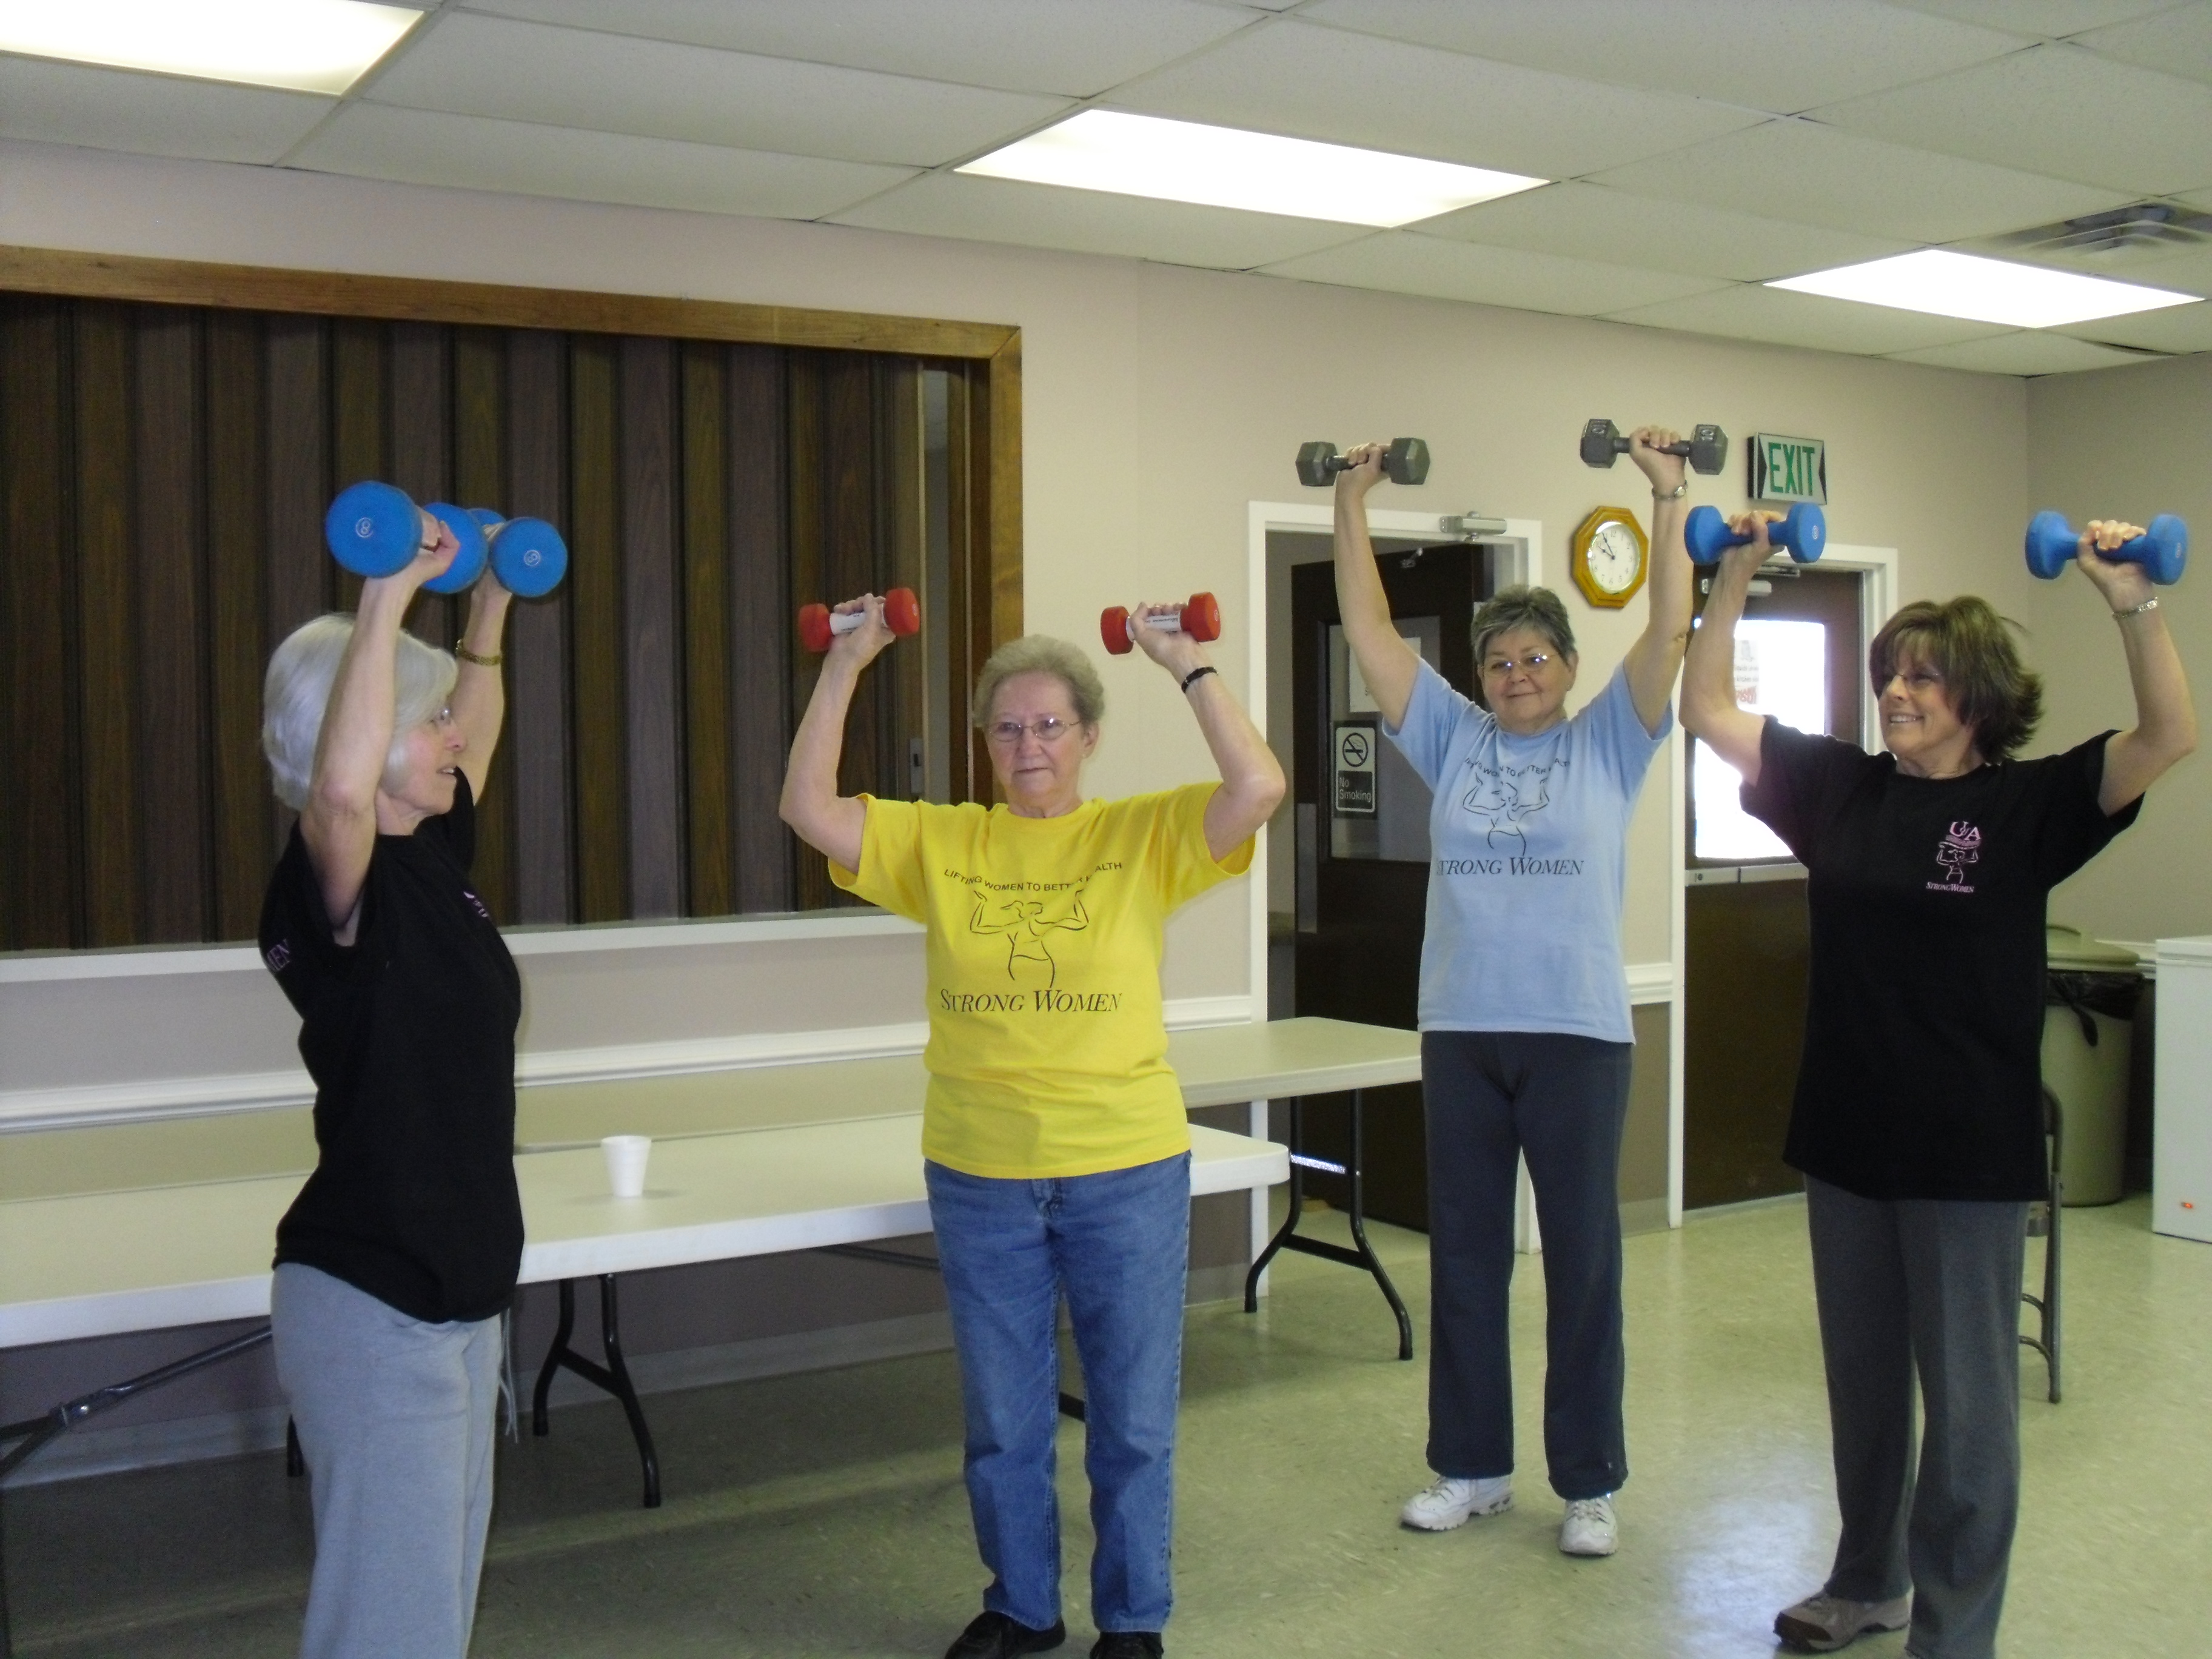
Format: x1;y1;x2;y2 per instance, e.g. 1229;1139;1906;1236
258;525;521;1659
1683;516;2193;1659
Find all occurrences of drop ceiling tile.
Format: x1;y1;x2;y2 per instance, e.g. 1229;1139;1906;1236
2057;298;2212;349
828;171;1370;270
1302;0;2027;110
2077;2;2212;87
1812;44;2212;196
290;104;915;220
1888;332;2165;374
0;55;332;164
1589;118;2133;243
456;0;1258;96
1604;284;2013;354
1886;1;2180;33
1419;181;1912;282
1108;19;1761;181
366;11;1069;167
1259;233;1730;315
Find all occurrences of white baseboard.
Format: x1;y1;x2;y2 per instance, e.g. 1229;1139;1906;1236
0;994;1261;1134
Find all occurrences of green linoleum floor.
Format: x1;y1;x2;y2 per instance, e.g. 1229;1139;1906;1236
6;1195;2208;1658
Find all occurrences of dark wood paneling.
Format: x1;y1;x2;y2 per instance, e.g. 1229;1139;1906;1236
204;310;267;940
943;366;977;806
72;301;139;947
620;335;683;919
0;297;78;949
451;325;514;923
329;318;386;617
506;329;571;925
728;343;791;913
568;334;625;923
388;320;453;649
133;306;208;943
1;245;1019;360
680;341;731;919
263;314;328;862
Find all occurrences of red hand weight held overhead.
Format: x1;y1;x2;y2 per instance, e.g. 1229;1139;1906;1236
797;588;920;653
1101;593;1221;655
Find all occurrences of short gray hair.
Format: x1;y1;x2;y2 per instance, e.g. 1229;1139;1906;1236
262;615;458;809
972;635;1107;730
1470;586;1577;710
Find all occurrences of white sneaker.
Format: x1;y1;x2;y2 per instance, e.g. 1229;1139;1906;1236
1558;1494;1617;1556
1398;1473;1513;1531
1773;1590;1911;1651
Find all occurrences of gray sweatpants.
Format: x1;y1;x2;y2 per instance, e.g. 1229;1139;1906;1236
1805;1178;2028;1659
272;1263;502;1659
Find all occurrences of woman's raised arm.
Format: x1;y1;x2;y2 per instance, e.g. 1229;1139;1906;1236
2074;520;2198;812
1330;445;1423;731
1621;427;1695;737
1678;520;1772;789
1126;604;1285;862
779;595;897;872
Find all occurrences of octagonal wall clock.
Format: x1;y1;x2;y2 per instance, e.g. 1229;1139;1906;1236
1570;505;1647;609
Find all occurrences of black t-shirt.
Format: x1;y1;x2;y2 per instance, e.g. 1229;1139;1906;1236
1742;722;2139;1202
258;776;524;1323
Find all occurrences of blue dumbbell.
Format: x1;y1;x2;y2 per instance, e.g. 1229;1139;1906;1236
464;508;569;599
2025;510;2187;585
1684;501;1826;566
324;481;488;595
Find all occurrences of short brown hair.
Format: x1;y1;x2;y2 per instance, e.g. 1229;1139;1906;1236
1868;597;2043;760
1470;586;1577;711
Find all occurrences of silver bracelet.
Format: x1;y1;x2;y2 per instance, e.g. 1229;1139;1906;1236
1654;481;1687;500
2112;597;2159;619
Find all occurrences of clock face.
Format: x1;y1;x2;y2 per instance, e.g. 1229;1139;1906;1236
1587;518;1643;594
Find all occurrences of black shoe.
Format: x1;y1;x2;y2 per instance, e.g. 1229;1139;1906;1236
1090;1635;1163;1659
945;1610;1067;1659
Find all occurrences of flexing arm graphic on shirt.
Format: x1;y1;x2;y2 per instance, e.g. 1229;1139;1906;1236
970;891;1090;987
1461;761;1555;854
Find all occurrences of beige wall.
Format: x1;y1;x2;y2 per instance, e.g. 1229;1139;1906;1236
2023;354;2212;947
0;137;2042;1061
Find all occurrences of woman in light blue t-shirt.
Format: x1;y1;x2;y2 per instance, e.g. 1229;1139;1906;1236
1331;429;1692;1560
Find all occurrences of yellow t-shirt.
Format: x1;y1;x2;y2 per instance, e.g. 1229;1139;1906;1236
831;783;1252;1179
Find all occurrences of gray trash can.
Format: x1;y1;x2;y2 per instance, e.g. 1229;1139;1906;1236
2042;924;2143;1207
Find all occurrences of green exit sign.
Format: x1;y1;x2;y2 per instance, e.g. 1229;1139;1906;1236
1750;433;1827;504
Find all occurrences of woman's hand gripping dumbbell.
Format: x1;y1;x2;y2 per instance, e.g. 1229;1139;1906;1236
1101;593;1220;656
325;481;569;597
798;588;920;654
2026;511;2187;586
1686;503;1827;565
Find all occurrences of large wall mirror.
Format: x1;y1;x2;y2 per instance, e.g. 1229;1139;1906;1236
0;249;1022;951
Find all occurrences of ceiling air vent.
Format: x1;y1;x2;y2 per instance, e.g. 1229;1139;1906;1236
1990;203;2212;262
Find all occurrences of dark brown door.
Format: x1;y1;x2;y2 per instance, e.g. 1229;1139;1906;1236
1683;563;1864;1208
1289;543;1485;1229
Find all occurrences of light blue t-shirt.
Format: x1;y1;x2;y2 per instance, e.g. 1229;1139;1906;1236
1385;657;1668;1042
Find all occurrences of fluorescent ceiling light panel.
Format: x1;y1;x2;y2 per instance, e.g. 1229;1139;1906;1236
0;0;424;95
1769;249;2197;329
959;110;1544;229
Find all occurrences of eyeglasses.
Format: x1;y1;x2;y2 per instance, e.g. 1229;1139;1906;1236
987;716;1077;746
1481;652;1555;678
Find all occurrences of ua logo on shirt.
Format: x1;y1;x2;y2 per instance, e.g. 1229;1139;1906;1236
1930;821;1981;893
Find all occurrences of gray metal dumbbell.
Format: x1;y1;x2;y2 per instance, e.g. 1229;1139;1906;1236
1579;419;1728;476
1295;437;1430;488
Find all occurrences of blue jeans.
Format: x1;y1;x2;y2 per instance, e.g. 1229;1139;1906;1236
926;1153;1191;1636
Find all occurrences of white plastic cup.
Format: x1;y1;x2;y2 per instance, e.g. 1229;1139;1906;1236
601;1134;652;1199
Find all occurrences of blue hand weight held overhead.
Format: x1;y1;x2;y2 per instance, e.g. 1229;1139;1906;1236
466;508;569;598
2025;509;2187;584
1684;501;1826;566
323;481;487;592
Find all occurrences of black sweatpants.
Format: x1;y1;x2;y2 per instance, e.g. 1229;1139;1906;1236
1806;1176;2028;1659
1421;1029;1633;1501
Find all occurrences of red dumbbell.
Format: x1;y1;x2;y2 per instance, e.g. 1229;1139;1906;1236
1101;592;1221;656
798;588;920;653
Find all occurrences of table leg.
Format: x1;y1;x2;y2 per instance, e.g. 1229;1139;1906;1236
0;1324;275;1658
1240;1092;1413;1361
529;1277;662;1509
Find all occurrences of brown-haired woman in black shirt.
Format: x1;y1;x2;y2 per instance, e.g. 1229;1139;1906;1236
1682;518;2194;1659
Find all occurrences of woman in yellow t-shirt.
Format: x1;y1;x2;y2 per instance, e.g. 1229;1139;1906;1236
782;600;1283;1659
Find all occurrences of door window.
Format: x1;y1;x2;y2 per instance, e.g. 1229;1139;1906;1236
1691;618;1826;862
